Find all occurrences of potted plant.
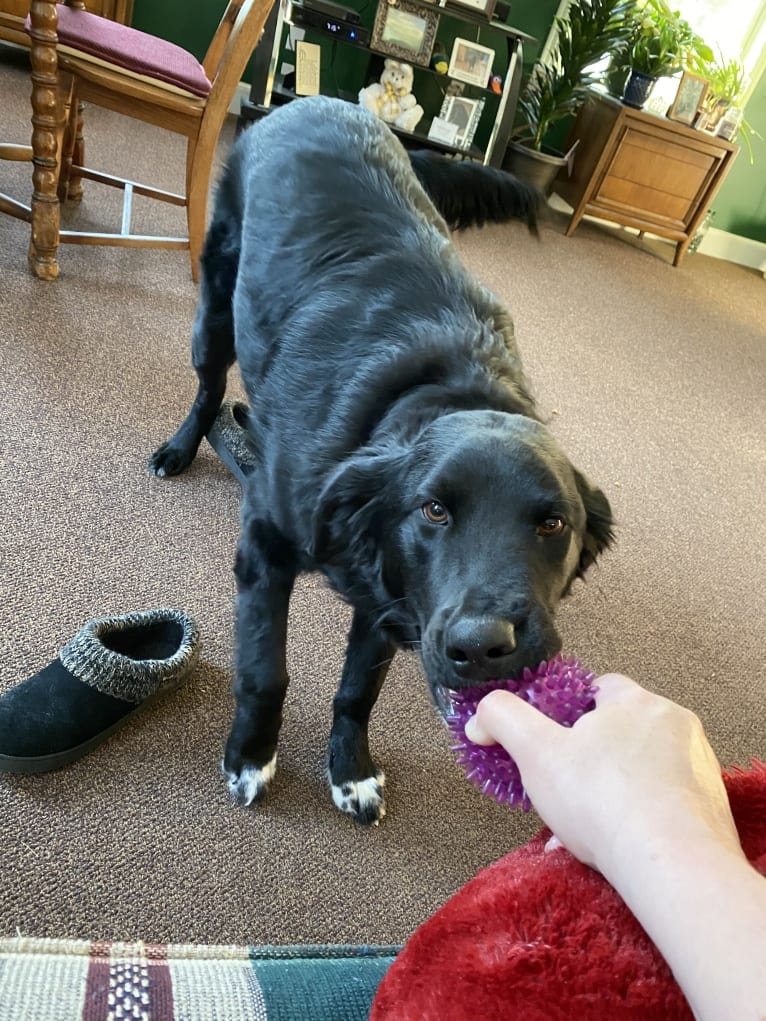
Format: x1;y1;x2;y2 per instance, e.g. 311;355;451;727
615;0;712;108
503;0;634;193
690;52;760;161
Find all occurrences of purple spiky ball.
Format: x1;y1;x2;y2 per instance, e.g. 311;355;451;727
446;655;598;811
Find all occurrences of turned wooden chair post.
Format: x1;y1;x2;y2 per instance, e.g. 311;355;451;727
27;0;65;280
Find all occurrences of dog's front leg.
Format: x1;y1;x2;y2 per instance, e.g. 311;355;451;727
328;611;396;826
223;516;296;807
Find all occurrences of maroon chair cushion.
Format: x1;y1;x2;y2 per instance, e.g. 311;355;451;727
25;5;211;98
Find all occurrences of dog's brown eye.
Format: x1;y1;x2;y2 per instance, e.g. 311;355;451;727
537;516;566;537
422;501;449;525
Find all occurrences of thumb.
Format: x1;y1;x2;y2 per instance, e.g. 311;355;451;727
464;688;563;759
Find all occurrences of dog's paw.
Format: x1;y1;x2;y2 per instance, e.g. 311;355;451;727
330;772;386;826
149;441;194;478
223;753;277;806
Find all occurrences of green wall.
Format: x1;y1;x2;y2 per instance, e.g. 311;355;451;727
709;68;766;243
131;0;765;246
132;0;226;62
131;0;558;154
131;0;557;65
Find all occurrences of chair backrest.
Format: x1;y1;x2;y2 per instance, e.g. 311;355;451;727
202;0;271;87
194;0;275;167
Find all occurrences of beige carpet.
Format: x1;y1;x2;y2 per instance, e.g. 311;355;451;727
1;47;764;947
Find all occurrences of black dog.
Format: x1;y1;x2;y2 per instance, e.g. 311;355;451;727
151;97;613;825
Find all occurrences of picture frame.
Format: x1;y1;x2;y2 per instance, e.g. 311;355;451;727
427;115;460;146
437;93;485;150
667;71;709;126
445;0;497;20
447;37;494;88
370;0;440;68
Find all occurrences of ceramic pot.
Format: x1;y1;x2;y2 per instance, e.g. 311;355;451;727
502;141;569;196
622;69;657;109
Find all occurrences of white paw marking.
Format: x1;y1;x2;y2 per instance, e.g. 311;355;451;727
330;773;386;824
544;834;565;853
223;753;277;806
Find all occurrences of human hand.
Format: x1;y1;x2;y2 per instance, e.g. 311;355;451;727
464;673;743;882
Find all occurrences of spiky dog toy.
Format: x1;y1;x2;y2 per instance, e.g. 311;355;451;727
446;655;598;810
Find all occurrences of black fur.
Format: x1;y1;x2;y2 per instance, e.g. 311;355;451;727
151;97;613;826
408;149;542;233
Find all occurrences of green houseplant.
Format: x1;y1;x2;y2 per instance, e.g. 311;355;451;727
503;0;634;191
614;0;713;107
690;51;760;161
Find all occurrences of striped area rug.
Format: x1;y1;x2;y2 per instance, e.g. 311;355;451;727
0;938;400;1021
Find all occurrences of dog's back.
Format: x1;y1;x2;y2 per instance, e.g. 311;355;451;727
207;98;532;461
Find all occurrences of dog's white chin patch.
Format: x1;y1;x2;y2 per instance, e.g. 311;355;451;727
224;753;277;806
330;773;386;825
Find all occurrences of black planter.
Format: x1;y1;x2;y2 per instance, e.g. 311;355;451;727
502;141;568;196
622;69;657;109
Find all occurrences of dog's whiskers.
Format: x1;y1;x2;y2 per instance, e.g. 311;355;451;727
372;596;409;631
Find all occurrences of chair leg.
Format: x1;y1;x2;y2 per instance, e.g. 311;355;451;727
69;94;85;202
58;83;78;201
28;15;69;280
186;137;213;285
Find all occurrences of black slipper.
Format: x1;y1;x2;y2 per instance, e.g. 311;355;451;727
0;609;200;774
205;399;256;486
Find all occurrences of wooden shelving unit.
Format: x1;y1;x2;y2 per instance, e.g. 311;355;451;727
239;0;535;167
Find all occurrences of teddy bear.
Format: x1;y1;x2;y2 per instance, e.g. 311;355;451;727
358;58;424;134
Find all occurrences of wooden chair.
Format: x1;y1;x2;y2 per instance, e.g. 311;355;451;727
1;0;273;281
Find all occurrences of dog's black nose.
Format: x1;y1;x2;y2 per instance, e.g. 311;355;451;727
445;617;518;682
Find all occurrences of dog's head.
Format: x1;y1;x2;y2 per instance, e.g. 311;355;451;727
311;411;613;705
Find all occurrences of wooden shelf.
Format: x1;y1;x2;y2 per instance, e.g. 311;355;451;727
401;0;536;41
241;0;532;167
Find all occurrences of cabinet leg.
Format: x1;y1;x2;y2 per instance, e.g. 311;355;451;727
565;209;585;236
673;240;689;267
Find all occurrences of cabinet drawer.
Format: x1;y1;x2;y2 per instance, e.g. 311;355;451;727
595;126;718;227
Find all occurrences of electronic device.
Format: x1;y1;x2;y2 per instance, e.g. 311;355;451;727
299;0;361;24
289;0;370;46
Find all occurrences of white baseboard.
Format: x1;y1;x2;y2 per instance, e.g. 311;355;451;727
696;226;766;277
548;194;766;278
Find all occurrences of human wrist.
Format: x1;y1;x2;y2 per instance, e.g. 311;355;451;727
597;795;744;894
603;826;765;1021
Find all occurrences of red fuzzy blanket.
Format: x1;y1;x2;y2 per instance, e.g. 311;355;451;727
371;761;766;1021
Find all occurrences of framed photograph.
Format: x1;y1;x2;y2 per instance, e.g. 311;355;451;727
667;71;709;126
427;116;460;146
370;0;440;68
447;37;494;88
437;93;485;150
446;0;497;20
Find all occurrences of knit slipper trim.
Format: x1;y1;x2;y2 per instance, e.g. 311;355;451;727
59;609;200;703
205;399;256;484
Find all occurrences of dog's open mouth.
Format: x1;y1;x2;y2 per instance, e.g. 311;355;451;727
432;680;496;719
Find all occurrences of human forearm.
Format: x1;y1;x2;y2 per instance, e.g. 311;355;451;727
606;826;766;1021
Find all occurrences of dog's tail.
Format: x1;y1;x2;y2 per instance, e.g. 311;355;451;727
408;150;542;235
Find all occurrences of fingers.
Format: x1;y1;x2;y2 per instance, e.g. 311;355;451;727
464;688;563;752
592;672;643;707
464;674;648;762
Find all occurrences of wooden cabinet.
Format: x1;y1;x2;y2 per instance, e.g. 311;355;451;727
555;91;739;266
0;0;133;46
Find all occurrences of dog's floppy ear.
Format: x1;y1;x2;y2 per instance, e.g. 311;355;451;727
574;468;615;579
310;448;405;567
